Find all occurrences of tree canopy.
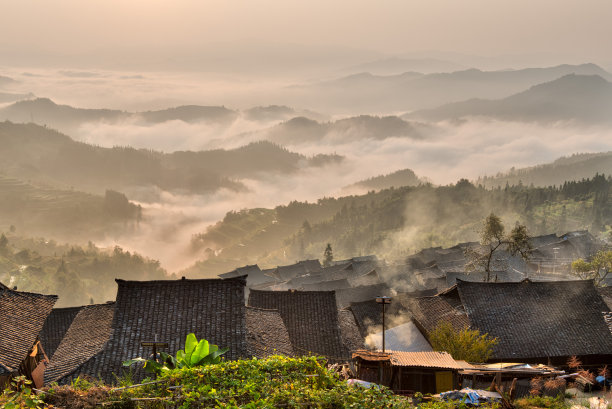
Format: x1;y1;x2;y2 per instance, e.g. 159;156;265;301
429;321;498;363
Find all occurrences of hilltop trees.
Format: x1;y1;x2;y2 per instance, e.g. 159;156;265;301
466;213;532;282
323;243;333;267
571;249;612;286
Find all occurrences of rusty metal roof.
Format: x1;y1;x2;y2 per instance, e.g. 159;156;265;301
352;349;390;362
388;350;463;369
353;349;464;369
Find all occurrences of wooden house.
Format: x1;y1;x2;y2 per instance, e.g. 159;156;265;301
55;276;248;384
409;279;612;365
0;286;57;388
352;350;468;394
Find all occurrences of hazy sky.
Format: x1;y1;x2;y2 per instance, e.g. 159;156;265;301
2;0;612;72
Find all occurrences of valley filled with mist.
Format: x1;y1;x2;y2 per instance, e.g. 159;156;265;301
1;56;611;306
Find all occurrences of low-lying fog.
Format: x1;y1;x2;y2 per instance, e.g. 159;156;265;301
3;68;612;273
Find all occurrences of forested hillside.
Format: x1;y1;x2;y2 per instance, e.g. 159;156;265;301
0;234;169;306
186;174;611;276
0;122;341;195
476;152;612;188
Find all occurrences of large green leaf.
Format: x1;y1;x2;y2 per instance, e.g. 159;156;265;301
185;333;197;354
176;349;186;367
191;339;209;366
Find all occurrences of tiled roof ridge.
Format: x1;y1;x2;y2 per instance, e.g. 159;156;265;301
115;275;247;285
47;305;83;312
457;277;594;287
245;306;280;312
0;286;59;300
250;289;336;295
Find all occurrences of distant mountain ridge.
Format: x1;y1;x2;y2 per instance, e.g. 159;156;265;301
344;57;466;75
342;169;424;194
0;122;342;196
0;98;239;131
264;115;431;145
291;63;612;113
406;74;612;124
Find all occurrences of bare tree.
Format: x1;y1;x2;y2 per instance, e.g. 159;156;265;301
465;213;532;282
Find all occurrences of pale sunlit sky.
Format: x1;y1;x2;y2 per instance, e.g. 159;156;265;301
1;0;611;72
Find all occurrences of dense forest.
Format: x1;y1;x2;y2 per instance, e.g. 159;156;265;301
187;174;611;276
476;152;612;188
0;234;169;306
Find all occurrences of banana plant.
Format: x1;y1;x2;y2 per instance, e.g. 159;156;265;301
123;333;229;375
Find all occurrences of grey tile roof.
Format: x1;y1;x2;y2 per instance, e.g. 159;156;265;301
337;309;365;353
220;265;276;287
301;278;351;292
445;270;525;287
65;276;247;384
334;283;394;309
245;307;294;358
39;306;83;359
598;287;612;309
0;287;57;372
348;270;381;287
273;260;322;281
408;295;470;336
456;279;612;360
248;290;349;361
44;303;115;384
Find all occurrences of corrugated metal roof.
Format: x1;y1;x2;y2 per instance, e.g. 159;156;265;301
388;350;463;369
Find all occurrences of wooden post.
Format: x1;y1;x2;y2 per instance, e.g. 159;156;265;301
509;378;518;401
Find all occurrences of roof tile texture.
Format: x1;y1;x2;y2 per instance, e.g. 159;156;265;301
39;306;82;359
245;307;294;358
45;303;115;384
66;277;247;384
0;288;57;371
248;290;349;361
457;279;612;360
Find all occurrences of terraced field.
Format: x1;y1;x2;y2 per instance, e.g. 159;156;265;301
0;174;137;240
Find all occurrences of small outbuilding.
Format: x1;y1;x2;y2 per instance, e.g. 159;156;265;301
352;350;469;394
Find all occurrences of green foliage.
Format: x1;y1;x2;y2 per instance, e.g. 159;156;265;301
514;394;569;409
122;355;411;408
123;333;228;376
0;376;49;409
429;322;498;362
571;249;612;286
0;235;167;307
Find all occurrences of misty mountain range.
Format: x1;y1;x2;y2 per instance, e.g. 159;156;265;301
406;74;612;124
263;115;431;145
0;122;342;196
0;98;330;134
291;63;612;113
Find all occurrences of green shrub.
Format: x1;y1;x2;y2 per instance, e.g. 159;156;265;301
514;395;569;409
123;355;412;408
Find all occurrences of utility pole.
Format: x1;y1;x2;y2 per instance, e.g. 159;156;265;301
375;296;392;352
